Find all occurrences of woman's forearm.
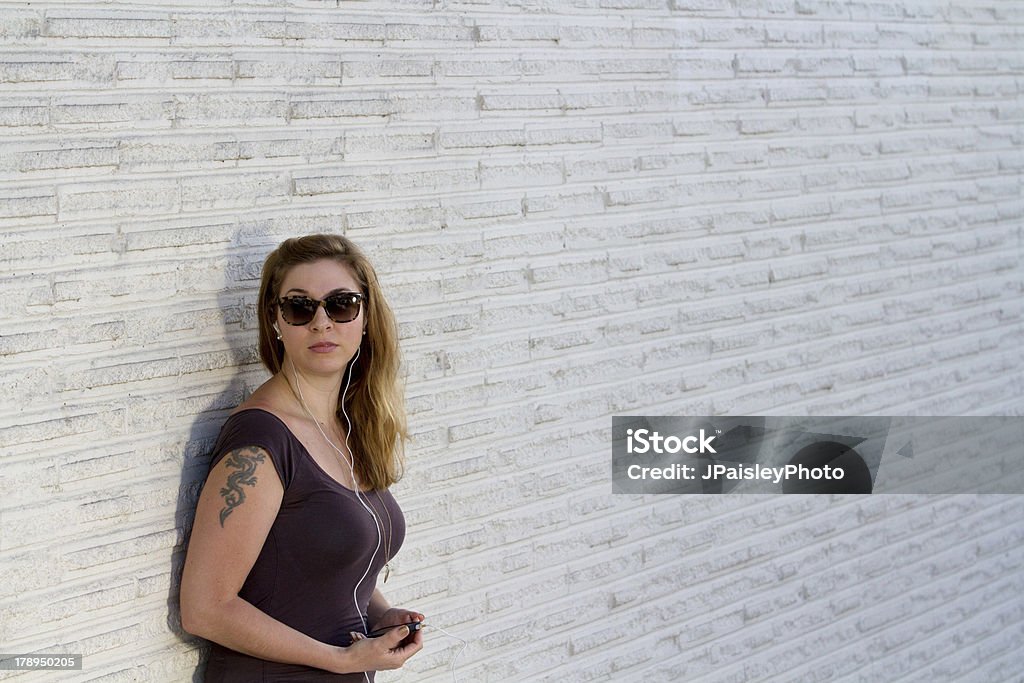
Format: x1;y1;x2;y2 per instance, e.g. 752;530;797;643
184;595;359;674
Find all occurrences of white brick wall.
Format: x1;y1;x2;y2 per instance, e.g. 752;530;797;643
1;1;1022;681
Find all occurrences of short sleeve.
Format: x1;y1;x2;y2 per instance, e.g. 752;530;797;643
208;409;298;491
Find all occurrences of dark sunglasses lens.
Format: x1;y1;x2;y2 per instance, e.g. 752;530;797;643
281;297;316;325
325;295;360;322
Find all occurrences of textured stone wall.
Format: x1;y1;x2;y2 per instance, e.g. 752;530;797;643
1;1;1022;681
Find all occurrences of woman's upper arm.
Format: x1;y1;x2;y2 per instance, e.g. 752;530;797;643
181;445;284;622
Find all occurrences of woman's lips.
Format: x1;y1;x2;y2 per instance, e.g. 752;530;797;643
308;342;338;353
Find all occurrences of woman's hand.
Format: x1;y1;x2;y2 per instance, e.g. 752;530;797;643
369;606;426;633
342;622;423;672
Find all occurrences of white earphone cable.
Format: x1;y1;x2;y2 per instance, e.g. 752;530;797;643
288;347;379;683
421;623;469;683
288;346;471;683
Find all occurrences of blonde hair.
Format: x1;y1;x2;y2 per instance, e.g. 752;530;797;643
257;234;406;490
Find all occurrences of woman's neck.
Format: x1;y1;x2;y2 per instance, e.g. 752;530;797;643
279;363;343;426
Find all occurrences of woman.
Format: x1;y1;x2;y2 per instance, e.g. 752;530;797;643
181;234;424;681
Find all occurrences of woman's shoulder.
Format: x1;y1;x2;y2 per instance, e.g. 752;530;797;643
227;379;294;426
226;394;306;436
212;404;302;486
222;406;284;430
212;397;296;456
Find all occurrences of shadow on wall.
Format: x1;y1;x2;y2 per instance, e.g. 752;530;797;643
165;236;269;682
782;441;873;494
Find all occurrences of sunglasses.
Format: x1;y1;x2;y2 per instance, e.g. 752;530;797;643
277;292;365;326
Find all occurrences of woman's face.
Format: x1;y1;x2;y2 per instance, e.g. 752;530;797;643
275;259;365;378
